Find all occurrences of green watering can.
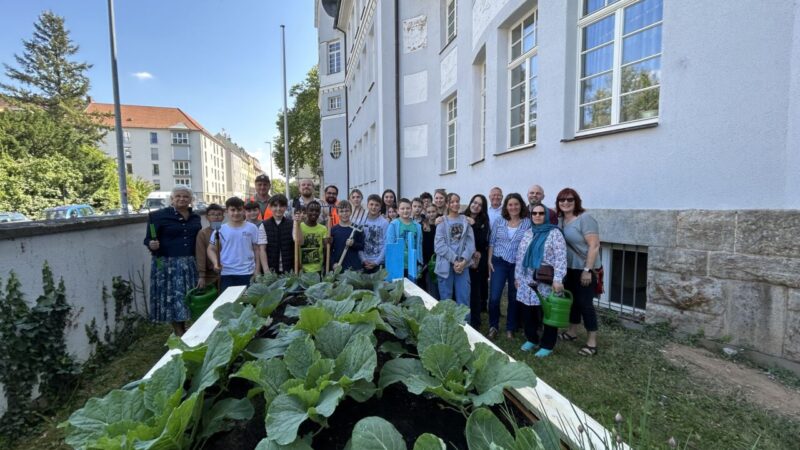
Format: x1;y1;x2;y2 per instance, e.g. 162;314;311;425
541;289;573;328
185;284;219;321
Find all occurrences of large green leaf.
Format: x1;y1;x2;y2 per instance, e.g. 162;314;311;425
266;394;309;445
137;391;203;450
430;300;470;323
315;385;344;417
378;358;436;394
413;433;446;450
295;306;333;335
304;357;335;389
255;436;314;450
315;320;356;359
62;388;148;448
198;397;254;440
354;294;381;312
469;343;536;407
231;358;290;408
347;379;377;402
190;330;234;394
318;298;356;318
284;334;321;379
465;408;515;450
420;343;463;382
377;304;410;340
143;356;186;415
221;304;269;356
339;309;392;333
213;301;246;322
417;314;471;368
531;420;561;450
246;329;307;360
334;334;377;382
255;289;285;317
514;427;546;450
350;416;406;450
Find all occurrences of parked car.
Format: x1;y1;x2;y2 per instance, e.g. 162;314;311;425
194;201;208;213
139;191;172;213
0;212;30;223
44;205;95;220
103;205;138;216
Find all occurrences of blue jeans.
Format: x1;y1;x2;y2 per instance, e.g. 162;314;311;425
219;274;252;293
438;264;471;313
489;256;518;331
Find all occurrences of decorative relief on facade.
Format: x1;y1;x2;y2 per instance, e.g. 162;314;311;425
403;124;428;158
472;0;509;48
440;47;458;95
403;71;428;105
403;15;428;53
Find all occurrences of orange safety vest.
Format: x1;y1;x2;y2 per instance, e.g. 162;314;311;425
323;202;339;226
249;195;273;221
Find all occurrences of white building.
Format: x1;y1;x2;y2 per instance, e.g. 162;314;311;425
318;0;800;364
89;103;229;203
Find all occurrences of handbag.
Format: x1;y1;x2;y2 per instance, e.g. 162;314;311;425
534;264;554;285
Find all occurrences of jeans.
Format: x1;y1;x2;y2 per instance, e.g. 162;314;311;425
518;302;558;350
219;274;253;293
438;264;471;313
489;256;518;331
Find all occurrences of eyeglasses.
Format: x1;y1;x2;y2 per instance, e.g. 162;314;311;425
531;211;546;216
558;198;575;203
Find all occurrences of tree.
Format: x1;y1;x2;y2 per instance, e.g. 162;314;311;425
273;66;321;178
1;11;104;144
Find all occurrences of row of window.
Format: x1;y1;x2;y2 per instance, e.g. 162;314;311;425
124;161;191;176
122;131;192;145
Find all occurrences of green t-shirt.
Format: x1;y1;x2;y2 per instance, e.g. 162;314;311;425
399;221;418;269
300;222;327;273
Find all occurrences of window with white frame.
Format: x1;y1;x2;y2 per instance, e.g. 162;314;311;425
328;40;342;74
123;131;131;144
175;178;191;188
328;95;342;111
480;63;487;159
150;132;158;144
578;0;662;131
125;147;132;159
152;164;160;175
172;131;189;144
446;0;457;44
151;147;159;160
330;140;342;159
446;97;457;172
508;11;538;148
173;160;190;176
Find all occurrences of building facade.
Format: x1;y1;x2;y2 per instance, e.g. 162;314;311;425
88;103;259;204
318;0;800;364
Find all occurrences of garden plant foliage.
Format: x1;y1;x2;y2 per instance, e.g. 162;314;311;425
61;270;553;449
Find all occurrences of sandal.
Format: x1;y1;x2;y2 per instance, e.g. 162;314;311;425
578;345;598;356
559;332;577;341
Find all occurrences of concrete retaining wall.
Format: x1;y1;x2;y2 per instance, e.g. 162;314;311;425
593;209;800;363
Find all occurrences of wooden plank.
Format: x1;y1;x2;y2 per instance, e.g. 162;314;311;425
404;279;626;450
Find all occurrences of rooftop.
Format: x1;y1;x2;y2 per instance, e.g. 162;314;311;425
86;102;205;131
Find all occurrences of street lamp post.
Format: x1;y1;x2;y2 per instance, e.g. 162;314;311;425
107;0;128;213
281;25;290;198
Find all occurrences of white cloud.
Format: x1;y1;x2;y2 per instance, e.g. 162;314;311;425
132;71;154;81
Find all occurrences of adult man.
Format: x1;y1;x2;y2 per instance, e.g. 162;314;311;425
321;185;340;226
527;184;558;225
291;178;321;217
487;187;503;227
248;174;273;220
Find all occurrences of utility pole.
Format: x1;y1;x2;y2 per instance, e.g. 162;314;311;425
107;0;128;213
281;25;291;198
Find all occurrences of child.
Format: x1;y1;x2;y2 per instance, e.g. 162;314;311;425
420;192;433;210
411;197;424;224
421;204;439;297
293;201;329;274
244;201;261;225
208;197;261;292
385;206;398;221
360;194;389;273
385;198;423;279
434;193;475;309
331;200;365;272
195;203;224;288
257;194;294;275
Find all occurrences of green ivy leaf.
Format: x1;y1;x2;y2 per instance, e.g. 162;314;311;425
413;433;446;450
198;397;254;440
350;416;406;450
284;335;321;379
465;408;515;450
266;394;309;445
295;306;333;336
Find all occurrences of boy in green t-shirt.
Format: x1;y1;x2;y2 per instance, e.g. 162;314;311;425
293;200;329;274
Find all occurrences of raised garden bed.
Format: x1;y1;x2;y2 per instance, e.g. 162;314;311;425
60;271;621;449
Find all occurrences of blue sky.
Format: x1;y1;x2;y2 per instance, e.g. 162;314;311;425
0;0;319;174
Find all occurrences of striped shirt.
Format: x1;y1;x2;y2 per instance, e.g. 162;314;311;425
489;216;532;263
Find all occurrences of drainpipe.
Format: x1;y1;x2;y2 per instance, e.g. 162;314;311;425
334;18;351;192
393;0;402;196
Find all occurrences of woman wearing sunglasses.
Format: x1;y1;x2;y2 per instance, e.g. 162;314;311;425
556;188;601;356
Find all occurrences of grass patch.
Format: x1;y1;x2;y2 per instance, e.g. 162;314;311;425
4;323;171;450
474;305;800;449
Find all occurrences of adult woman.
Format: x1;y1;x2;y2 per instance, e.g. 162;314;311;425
557;188;601;356
487;193;531;339
434;193;475;310
144;185;202;336
433;189;447;216
514;205;567;357
381;189;397;216
349;189;367;226
463;194;490;329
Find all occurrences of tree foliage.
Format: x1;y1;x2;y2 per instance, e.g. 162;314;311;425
273;66;321;178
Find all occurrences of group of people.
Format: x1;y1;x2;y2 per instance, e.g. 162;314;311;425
144;175;601;358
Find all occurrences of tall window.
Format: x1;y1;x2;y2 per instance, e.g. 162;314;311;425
152;164;160;175
153;180;161;190
125;148;132;159
123;131;131;144
171;131;189;144
446;97;457;172
328;95;342;111
480;63;487;159
149;132;158;144
446;0;457;44
175;178;191;188
578;0;662;131
508;11;538;148
125;163;132;174
173;160;190;176
151;147;159;160
328;40;342;74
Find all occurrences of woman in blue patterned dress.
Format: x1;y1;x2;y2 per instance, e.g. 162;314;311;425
515;204;567;357
144;185;202;336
